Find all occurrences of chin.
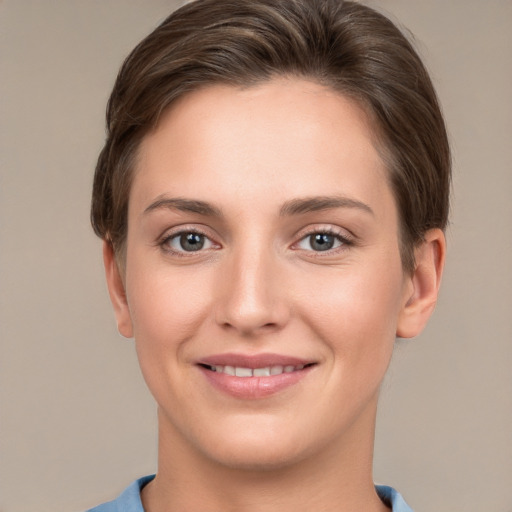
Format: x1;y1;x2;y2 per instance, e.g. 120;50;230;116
160;408;315;472
192;415;331;472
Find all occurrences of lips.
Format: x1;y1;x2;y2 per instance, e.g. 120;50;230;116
197;353;316;399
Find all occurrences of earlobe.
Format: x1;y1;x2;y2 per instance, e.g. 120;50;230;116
396;229;446;339
103;241;133;338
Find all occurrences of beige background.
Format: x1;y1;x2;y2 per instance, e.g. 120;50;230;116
1;1;511;511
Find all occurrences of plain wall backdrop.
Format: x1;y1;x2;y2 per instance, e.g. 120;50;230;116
1;1;511;511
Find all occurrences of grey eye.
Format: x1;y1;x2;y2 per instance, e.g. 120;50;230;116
297;233;343;252
180;233;205;251
310;233;335;251
167;232;213;252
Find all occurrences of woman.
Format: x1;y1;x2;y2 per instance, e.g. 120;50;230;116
88;0;449;510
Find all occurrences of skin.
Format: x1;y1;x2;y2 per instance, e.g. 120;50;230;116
104;78;445;512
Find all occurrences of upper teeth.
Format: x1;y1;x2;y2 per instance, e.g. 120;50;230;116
210;364;305;377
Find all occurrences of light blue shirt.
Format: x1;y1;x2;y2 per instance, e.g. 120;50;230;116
86;475;413;511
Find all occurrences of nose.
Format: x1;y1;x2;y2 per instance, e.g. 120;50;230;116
214;244;290;336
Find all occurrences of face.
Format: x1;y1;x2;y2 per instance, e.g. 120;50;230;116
107;78;432;470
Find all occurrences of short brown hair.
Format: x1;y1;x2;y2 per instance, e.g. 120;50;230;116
91;0;451;272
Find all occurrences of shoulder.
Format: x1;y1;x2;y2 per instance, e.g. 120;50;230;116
86;477;411;512
85;475;155;512
375;485;414;512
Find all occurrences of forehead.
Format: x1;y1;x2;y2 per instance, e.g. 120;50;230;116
132;78;393;219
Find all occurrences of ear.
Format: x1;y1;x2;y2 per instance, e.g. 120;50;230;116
396;229;446;338
103;241;133;338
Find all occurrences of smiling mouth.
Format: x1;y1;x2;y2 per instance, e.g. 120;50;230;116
197;358;317;398
199;363;316;377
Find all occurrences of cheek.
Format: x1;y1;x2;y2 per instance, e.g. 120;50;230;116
127;257;211;332
124;258;215;386
294;253;405;364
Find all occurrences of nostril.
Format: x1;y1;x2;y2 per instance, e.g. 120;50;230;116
220;321;278;334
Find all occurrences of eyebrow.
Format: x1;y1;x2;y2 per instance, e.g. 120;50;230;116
143;195;373;218
279;196;374;217
143;197;223;217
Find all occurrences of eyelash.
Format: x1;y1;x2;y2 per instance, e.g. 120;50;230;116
292;227;354;256
159;228;218;257
158;226;354;257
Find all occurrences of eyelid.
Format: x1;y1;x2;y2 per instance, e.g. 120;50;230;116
291;224;355;252
157;225;221;255
156;223;355;256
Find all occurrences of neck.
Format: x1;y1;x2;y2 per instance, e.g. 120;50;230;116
142;399;389;512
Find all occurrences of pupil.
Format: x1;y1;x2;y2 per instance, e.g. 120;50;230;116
180;233;204;251
311;233;334;251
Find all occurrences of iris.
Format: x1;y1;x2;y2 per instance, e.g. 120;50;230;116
309;233;336;251
180;233;205;251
